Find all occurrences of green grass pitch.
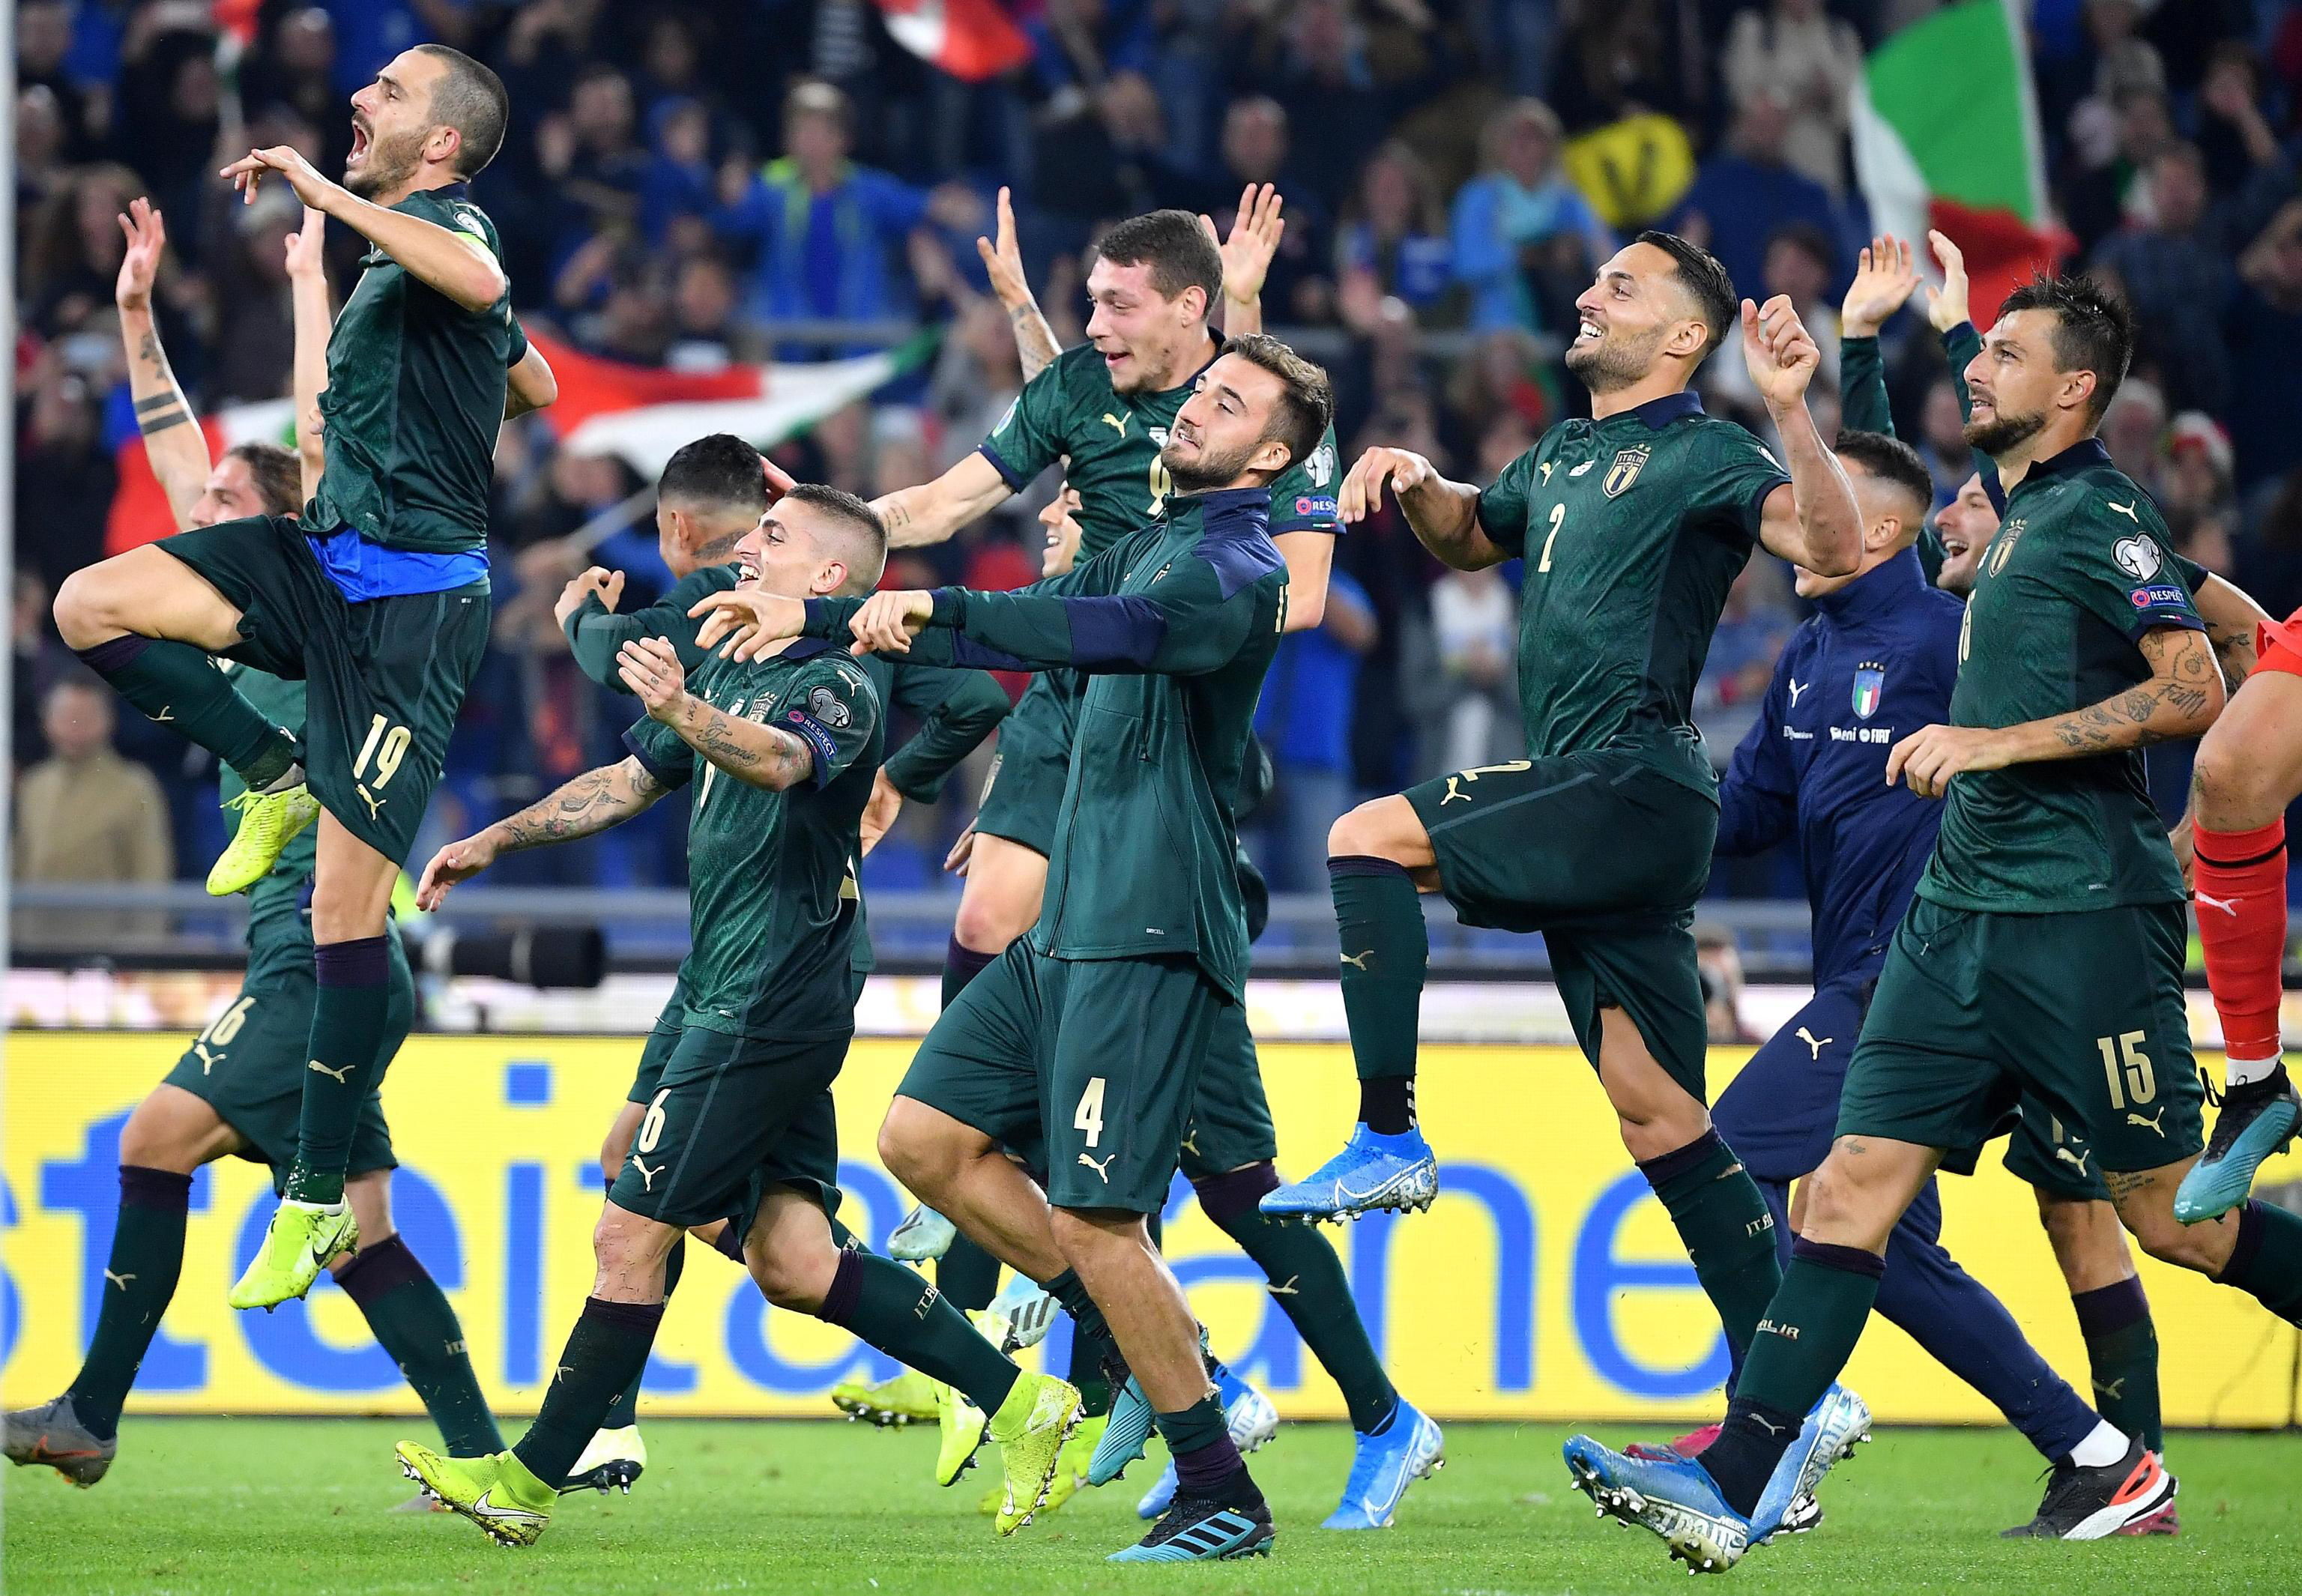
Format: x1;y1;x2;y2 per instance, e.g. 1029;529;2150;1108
6;1418;2298;1594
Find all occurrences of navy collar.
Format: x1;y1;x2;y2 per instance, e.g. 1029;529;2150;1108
1182;485;1272;535
782;636;839;661
2012;437;2112;488
1815;546;1926;625
1601;390;1706;431
432;181;471;204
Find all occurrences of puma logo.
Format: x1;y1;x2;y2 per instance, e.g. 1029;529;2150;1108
1441;776;1469;805
2108;501;2140;522
307;1060;354;1083
2095;1376;2127;1403
2193;891;2240;916
1750;1413;1786;1436
1077;1152;1116;1182
1268;1275;1300;1296
2126;1108;2167;1137
1178;1130;1200;1157
105;1269;136;1290
555;1364;576;1383
356;784;386;820
2054;1145;2094;1176
193;1042;224;1074
152;707;175;723
1339;950;1373;972
1796;1027;1831;1060
629;1155;665;1192
1538;461;1555;483
1786;680;1810;707
1101;412;1129;436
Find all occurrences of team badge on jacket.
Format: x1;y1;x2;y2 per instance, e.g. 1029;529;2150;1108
1603;446;1651;498
1851;662;1885;720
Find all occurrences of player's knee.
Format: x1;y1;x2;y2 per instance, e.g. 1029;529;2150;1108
952;889;1028;952
1326;803;1385;862
591;1207;672;1275
877;1101;956;1197
1795;1151;1896;1249
118;1109;197;1172
755;1242;838;1314
2191;732;2283;831
52;563;127;648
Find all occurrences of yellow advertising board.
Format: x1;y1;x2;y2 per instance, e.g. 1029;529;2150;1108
3;1033;2295;1425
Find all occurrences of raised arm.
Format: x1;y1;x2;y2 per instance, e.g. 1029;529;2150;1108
872;450;1018;549
1747;294;1862;576
415;755;669;907
2192;566;2272;689
616;638;822;791
285;207;333;503
1206;184;1284;339
1838;234;1920;435
1336;447;1511;569
1887;626;2225;799
112;199;208;530
975;187;1063;381
220;146;506;312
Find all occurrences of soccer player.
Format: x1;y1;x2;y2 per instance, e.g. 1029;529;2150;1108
872;202;1437;1530
4;199;501;1486
696;336;1339;1562
552;432;1015;1493
1565;275;2302;1573
52;46;557;1311
394;488;1081;1547
1268;236;1861;1401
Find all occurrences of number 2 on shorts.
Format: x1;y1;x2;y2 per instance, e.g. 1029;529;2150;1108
1074;1076;1107;1149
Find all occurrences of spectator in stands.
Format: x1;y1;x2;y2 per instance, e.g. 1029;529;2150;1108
1721;0;1863;196
1670;93;1846;307
238;7;353;179
1415;562;1520;779
2230;198;2302;492
109;25;223;223
1451;97;1613;333
1549;0;1709;132
17;87;72;211
1335;142;1453;314
2062;85;2175;252
666;252;743;370
2099;376;2169;500
1269;0;1387;216
16;1;101;163
13;677;174;949
641;97;716;249
1194;97;1332;323
1696;922;1759;1044
1708;221;1840;413
1253;568;1379;893
1034;69;1172;235
2092;143;2233;416
22;162;136;335
13;349;114;594
1918;378;1971;504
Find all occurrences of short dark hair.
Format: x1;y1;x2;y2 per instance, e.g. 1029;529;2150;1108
1998;272;2133;423
1093;211;1224;313
659;433;772;516
413;45;509;178
229;441;302;517
1224;333;1334;474
1834;429;1933;520
779;482;887;595
1634;229;1736;361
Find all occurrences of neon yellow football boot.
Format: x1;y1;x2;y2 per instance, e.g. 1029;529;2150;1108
833;1367;940;1427
227;1199;356;1309
207;782;320;896
934;1377;988;1487
989;1371;1084;1535
395;1443;555;1547
1042;1411;1106;1515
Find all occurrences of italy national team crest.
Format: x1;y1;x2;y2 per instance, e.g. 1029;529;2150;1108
1603;446;1651;498
1852;662;1885;720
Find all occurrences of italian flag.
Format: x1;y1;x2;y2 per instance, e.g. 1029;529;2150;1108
872;0;1033;83
1849;0;2073;329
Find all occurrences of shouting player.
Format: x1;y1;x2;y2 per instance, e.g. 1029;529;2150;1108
6;196;501;1486
394;487;1081;1547
1567;275;2302;1572
53;46;556;1310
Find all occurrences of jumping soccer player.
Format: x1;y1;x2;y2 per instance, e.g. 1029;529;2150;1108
1566;275;2302;1572
696;336;1341;1562
53;46;557;1311
394;487;1080;1547
551;432;1014;1495
5;199;501;1484
1269;238;1861;1430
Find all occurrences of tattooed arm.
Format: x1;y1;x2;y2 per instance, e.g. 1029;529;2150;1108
1887;626;2226;799
414;757;668;907
113;199;208;530
617;635;818;791
2192;570;2271;691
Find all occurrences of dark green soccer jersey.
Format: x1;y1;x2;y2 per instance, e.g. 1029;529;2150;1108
624;641;883;1039
803;486;1287;1000
217;660;318;987
1475;393;1789;794
1918;439;2202;914
306;186;525;554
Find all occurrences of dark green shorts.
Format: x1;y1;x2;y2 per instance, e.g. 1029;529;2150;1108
2002;1096;2112;1202
898;943;1228;1213
1407;751;1716;1098
1179;1002;1278;1179
610;1023;848;1233
160;516;490;864
161;954;412;1194
970;677;1076;857
1840;898;2205;1176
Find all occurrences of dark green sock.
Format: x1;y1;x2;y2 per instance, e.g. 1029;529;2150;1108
1330;857;1425;1128
818;1248;1018;1414
74;635;297;787
1202;1169;1398;1432
2217;1200;2302;1325
514;1298;665;1487
1701;1242;1884;1516
65;1167;193;1440
2071;1278;2160;1452
286;937;394;1206
1639;1129;1783;1355
336;1235;502;1457
610;1238;684;1423
936;1233;1000;1314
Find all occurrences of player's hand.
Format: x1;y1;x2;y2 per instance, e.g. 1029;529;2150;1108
690;589;806;662
848;590;934;656
415;833;499;910
1885;723;2013;799
2170;815;2197;889
1039;487;1084;578
944;824;978;877
115;196;166;313
283;205;326;280
554;566;623;627
618;635;689;715
1741;295;1822;411
860;769;904;856
1923;229;1971;333
1338;447;1434;523
761;454;797;505
1203;184;1285;306
1840;234;1918;337
974;186;1034;313
220;145;338;210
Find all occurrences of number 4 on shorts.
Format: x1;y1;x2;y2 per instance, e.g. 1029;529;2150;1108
1074;1077;1106;1148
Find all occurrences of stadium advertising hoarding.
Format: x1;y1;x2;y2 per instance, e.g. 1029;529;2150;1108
4;1034;2296;1425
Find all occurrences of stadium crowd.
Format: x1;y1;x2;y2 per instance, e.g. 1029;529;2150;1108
14;0;2302;912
